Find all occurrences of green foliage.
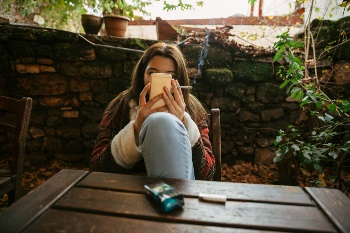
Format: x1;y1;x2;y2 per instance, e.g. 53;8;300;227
129;38;147;50
1;0;86;31
97;0;151;17
0;0;203;31
162;0;204;11
272;28;350;181
248;0;257;5
339;0;350;11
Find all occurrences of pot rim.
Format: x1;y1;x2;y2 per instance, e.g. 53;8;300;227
81;14;102;18
103;15;130;21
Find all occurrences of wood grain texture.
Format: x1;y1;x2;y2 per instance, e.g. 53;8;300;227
305;187;350;233
24;209;267;233
78;172;314;205
0;169;89;233
2;170;348;233
54;187;336;232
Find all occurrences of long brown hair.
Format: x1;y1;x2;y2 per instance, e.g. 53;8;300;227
106;42;208;128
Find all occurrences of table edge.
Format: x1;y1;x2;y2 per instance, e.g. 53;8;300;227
0;169;90;233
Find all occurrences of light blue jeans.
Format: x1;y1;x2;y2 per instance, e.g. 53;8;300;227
139;112;195;180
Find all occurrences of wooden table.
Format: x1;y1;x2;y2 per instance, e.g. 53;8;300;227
0;169;349;233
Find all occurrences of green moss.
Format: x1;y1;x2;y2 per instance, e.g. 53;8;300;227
233;61;272;82
205;68;233;84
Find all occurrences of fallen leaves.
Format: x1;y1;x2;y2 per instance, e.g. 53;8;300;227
222;160;350;199
0;159;89;209
221;160;279;184
22;159;89;196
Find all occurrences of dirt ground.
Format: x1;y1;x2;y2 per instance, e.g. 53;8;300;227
1;159;349;209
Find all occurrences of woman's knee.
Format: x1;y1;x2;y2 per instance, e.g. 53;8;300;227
140;112;187;145
143;112;181;130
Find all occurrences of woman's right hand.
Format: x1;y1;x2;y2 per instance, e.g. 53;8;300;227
133;83;168;142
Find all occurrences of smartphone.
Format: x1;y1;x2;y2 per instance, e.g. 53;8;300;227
149;73;172;110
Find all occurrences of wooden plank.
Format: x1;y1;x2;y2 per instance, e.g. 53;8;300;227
23;209;268;233
54;187;336;232
305;187;350;233
78;172;314;205
0;169;89;233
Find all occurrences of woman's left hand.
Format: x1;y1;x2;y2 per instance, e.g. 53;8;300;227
163;79;186;122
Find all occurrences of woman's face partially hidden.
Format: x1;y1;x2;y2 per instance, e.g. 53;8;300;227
144;55;176;86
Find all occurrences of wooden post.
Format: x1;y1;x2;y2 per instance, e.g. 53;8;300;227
259;0;264;18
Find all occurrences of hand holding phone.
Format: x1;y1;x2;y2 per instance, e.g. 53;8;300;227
149;73;172;110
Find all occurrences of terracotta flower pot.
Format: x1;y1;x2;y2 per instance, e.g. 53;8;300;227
103;15;130;37
81;14;103;35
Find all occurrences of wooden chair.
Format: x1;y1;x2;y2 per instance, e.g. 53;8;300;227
0;96;32;205
210;108;221;181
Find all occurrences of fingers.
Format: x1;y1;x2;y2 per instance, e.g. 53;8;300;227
136;84;162;134
139;83;151;107
138;79;186;129
172;80;185;106
140;84;167;110
163;80;185;121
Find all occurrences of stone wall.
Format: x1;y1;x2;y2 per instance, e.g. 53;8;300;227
0;17;349;166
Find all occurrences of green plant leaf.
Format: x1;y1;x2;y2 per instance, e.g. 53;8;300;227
294;39;304;48
328;151;338;159
316;101;323;108
295;90;304;101
273;49;284;62
300;98;310;107
303;149;312;160
248;0;257;5
291;77;299;84
279;80;290;89
291;144;300;151
324;113;334;121
274;135;283;146
273;156;282;163
281;145;289;156
290;87;300;98
340;100;350;113
318;113;334;123
286;53;294;63
313;163;322;173
306;91;318;103
293;56;302;66
327;103;337;113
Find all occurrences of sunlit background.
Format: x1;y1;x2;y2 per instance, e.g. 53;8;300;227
1;0;349;48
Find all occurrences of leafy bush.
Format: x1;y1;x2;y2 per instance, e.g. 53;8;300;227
272;29;350;184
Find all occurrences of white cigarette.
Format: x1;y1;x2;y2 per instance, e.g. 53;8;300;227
176;86;192;89
198;193;227;203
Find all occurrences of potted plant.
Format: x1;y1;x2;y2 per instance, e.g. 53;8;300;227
89;0;151;37
94;0;203;37
1;0;203;35
103;14;129;37
81;14;103;35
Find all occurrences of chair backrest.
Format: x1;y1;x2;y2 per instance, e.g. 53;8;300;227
0;96;32;203
210;108;221;181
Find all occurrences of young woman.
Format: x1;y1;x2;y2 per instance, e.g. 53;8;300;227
90;42;215;180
